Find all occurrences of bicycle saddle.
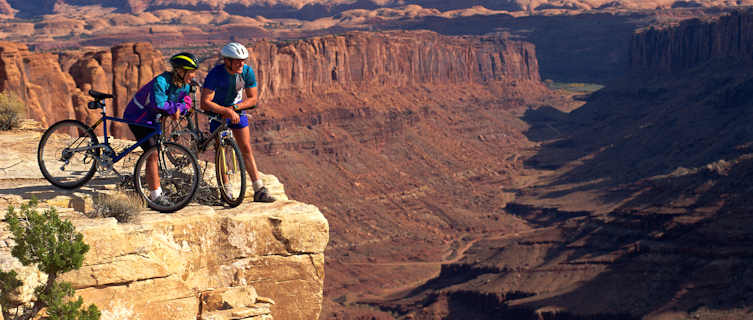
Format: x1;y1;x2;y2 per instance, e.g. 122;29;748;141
89;90;114;100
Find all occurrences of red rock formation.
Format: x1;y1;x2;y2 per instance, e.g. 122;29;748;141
0;41;166;135
257;30;540;93
0;41;80;128
248;30;539;114
630;8;753;75
0;30;538;137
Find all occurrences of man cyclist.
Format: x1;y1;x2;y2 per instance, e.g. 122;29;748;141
200;42;275;203
123;52;198;202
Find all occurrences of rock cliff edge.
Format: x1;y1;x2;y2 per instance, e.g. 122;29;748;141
0;124;330;320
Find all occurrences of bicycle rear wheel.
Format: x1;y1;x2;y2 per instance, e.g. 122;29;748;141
37;120;99;189
134;142;199;213
216;136;246;207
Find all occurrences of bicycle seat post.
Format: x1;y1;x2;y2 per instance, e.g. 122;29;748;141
88;89;114;143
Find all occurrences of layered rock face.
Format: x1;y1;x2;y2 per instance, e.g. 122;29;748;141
65;202;328;320
630;8;753;75
249;30;539;104
0;30;538;136
0;202;328;320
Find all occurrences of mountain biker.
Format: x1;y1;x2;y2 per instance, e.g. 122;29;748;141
200;42;275;203
123;52;198;202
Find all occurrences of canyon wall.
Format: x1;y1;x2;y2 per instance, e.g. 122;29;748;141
630;8;753;75
0;30;539;136
248;30;540;106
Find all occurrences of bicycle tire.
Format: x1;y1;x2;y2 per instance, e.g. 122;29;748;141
215;136;247;207
37;120;99;189
134;142;199;213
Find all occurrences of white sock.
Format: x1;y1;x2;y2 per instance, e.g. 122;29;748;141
150;187;162;200
252;179;264;192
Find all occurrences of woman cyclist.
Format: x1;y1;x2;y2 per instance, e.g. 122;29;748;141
123;52;199;202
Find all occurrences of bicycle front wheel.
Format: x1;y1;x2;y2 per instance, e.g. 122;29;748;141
37;120;99;189
216;136;246;207
134;142;199;213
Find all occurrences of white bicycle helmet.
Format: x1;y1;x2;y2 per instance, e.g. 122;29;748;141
221;42;249;59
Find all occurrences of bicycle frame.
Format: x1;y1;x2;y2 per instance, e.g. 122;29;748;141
168;108;238;179
88;101;162;164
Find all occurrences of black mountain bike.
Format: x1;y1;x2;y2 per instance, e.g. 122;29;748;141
164;87;247;207
37;90;200;213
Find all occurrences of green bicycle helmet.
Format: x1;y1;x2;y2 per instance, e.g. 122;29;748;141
170;52;199;70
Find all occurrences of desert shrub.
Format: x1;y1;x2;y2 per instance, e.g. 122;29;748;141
0;92;26;131
90;192;144;223
0;199;100;320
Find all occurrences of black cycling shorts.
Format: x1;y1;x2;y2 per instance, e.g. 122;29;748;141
128;124;158;151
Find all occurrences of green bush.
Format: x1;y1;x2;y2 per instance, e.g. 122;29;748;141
0;199;100;320
90;192;143;223
0;92;26;130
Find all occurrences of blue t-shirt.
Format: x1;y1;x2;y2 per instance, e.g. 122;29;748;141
202;64;257;107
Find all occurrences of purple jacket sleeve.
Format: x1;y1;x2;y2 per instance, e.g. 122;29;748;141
162;101;188;115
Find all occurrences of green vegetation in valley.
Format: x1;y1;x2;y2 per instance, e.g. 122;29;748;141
544;80;604;93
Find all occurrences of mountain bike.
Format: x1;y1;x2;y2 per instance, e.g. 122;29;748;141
164;99;248;207
37;90;200;213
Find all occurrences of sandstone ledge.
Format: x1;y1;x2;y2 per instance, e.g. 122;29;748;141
1;196;328;320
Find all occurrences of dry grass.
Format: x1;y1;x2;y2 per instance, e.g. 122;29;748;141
0;91;26;131
90;192;144;223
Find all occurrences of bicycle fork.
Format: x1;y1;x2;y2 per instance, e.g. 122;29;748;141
218;137;238;184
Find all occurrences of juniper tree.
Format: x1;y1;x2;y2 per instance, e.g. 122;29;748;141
0;199;100;320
